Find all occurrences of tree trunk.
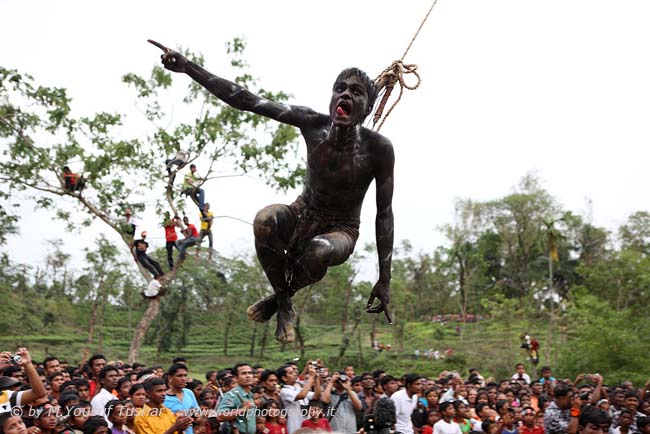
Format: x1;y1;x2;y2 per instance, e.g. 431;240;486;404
224;319;231;357
341;287;352;333
249;322;257;357
259;321;269;359
87;296;98;344
128;299;161;363
295;315;305;359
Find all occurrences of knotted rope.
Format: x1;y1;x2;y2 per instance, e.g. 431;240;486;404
370;0;439;131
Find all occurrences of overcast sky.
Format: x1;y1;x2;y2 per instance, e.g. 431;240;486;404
3;0;650;278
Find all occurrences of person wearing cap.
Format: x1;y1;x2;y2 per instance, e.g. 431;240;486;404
0;348;47;413
391;373;424;434
133;231;164;279
117;209;138;242
520;407;544;434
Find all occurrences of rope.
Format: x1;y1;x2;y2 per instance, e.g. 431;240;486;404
370;0;440;132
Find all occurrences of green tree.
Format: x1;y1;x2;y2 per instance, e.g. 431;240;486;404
0;39;302;361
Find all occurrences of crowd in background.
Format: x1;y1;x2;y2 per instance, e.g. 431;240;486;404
1;349;649;434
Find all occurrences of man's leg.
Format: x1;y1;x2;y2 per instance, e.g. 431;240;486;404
288;231;356;291
247;205;296;325
138;255;159;278
147;255;164;278
197;188;205;211
166;241;175;268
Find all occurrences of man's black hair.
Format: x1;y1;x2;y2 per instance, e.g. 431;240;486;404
232;363;250;376
82;416;109;434
252;365;263;371
116;377;131;392
99;365;119;381
482;420;495;433
624;391;639;400
372;369;385;379
276;364;292;384
61;380;76;392
475;403;490;414
47;371;64;382
59;392;80;409
352;376;363;385
144;377;165;393
172;356;187;365
335;68;379;119
167;363;188;376
73;378;90;388
404;374;422;386
222;377;235;388
260;369;277;383
380;375;397;387
129;383;145;395
187;379;203;390
637;417;650;430
206;370;217;381
43;356;59;368
540;366;551;372
104;399;123;418
578;405;610;428
88;354;106;368
217;369;233;382
439;401;454;413
132;362;145;369
136;369;155;380
553;383;572;398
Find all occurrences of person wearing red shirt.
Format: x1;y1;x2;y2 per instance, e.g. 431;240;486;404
520;407;544;434
301;400;332;432
163;212;181;268
177;216;199;262
263;400;288;434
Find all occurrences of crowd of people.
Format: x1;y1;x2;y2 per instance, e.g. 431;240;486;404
1;348;650;434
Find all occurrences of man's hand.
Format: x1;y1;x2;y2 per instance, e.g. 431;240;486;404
148;39;189;73
172;415;193;432
366;280;393;324
15;347;32;366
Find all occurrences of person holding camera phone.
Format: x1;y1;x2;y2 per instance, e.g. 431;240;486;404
0;348;47;413
279;362;321;434
321;371;362;434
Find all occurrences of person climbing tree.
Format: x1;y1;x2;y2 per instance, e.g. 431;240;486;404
163;212;181;269
196;203;214;260
165;149;189;186
133;231;165;279
182;164;206;213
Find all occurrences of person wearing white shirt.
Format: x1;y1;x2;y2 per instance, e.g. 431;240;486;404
434;402;463;434
391;374;424;434
511;363;531;385
91;365;120;428
278;363;321;434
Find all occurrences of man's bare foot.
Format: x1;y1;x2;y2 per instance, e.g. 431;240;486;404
275;298;296;343
247;294;279;322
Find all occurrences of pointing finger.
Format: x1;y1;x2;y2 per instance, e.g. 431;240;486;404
148;39;170;53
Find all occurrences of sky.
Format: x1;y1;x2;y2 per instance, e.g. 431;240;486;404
3;0;650;279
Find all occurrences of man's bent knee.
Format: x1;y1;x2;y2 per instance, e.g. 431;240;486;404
305;237;334;264
253;205;286;239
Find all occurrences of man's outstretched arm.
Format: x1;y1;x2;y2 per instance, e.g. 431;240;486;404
367;141;394;323
149;40;322;128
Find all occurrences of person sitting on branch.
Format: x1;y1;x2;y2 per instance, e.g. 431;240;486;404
133;231;165;279
152;39;394;343
182;164;206;213
62;166;86;192
176;216;199;264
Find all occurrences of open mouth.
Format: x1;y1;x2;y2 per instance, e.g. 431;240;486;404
336;101;351;117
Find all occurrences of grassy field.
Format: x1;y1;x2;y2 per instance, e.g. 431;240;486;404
0;303;557;381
